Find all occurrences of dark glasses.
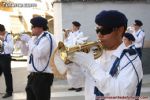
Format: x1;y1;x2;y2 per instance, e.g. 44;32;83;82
96;27;113;35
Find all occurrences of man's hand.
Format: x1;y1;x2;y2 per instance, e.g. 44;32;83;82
69;52;95;69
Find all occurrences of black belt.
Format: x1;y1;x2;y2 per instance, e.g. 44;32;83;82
0;54;11;60
0;54;10;57
30;72;53;77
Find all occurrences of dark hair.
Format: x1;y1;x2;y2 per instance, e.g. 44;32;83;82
124;32;135;41
72;21;81;27
95;10;128;30
43;26;49;31
0;24;5;32
30;16;48;31
135;20;143;26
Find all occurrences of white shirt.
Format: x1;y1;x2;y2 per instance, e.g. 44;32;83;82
64;30;88;47
132;29;145;48
21;31;57;73
86;43;143;99
2;32;14;54
64;30;88;88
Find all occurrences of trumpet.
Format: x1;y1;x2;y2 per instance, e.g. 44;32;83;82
13;34;21;41
50;40;103;79
13;32;31;41
62;29;71;33
62;29;71;40
58;40;103;64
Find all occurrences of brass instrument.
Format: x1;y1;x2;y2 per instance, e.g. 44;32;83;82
50;40;103;79
13;32;31;51
62;29;71;40
13;34;21;41
58;41;103;64
62;29;71;33
13;32;31;41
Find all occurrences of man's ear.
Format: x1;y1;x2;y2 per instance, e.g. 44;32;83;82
116;26;125;37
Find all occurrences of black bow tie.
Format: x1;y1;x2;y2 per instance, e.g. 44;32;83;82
109;48;137;77
123;48;137;56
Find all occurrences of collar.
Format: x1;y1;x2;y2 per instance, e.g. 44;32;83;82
126;44;135;48
112;42;127;58
72;30;80;33
4;32;9;40
37;31;45;40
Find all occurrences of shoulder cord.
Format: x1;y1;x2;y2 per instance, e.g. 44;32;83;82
137;30;145;49
95;49;141;96
95;50;126;96
137;30;142;37
121;54;139;83
3;33;10;54
109;51;125;77
121;54;142;96
29;32;53;72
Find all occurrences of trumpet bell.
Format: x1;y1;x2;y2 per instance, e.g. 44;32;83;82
58;42;80;64
58;42;70;64
50;47;67;79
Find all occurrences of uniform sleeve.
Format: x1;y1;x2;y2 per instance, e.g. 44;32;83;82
3;34;14;53
89;56;143;96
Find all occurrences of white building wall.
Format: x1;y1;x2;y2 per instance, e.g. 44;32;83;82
53;2;150;47
0;11;11;32
53;3;63;43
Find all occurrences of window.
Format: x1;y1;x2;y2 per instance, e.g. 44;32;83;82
10;16;24;34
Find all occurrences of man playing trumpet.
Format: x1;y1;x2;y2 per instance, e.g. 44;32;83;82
63;21;88;92
69;10;143;100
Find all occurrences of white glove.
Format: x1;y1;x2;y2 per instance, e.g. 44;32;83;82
20;34;31;42
70;52;95;70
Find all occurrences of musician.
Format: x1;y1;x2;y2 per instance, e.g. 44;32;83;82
70;10;143;100
123;32;135;47
64;21;88;92
20;16;56;100
0;24;14;98
131;20;145;58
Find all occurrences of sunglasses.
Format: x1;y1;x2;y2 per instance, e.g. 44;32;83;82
96;27;113;35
